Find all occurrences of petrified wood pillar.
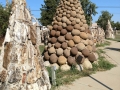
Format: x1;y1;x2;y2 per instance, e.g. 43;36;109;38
0;0;51;90
105;20;115;39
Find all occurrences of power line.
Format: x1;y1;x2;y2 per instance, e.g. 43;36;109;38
97;6;120;8
30;6;120;11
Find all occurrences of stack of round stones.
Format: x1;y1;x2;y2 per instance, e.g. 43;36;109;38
44;0;97;70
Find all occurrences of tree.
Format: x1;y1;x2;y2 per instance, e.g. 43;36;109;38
113;22;120;30
97;11;113;30
80;0;97;26
39;0;59;26
0;3;11;37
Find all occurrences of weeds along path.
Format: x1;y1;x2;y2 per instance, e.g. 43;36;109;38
58;40;120;90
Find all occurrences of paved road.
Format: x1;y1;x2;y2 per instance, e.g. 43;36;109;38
59;40;120;90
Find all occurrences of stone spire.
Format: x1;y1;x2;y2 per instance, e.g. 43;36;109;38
105;20;115;39
44;0;97;70
0;0;51;90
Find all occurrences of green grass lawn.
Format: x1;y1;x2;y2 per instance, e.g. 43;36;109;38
107;34;120;42
96;41;111;47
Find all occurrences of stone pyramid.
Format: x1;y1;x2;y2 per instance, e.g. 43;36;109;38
0;0;51;90
44;0;97;70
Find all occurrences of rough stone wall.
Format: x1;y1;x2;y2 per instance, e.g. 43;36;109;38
91;24;105;45
0;0;51;90
44;0;97;70
105;20;115;39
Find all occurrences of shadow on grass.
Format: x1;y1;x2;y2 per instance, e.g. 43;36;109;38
105;47;120;52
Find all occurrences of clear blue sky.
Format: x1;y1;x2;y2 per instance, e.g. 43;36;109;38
0;0;120;23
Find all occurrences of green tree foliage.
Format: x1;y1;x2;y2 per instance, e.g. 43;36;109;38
111;21;120;30
39;0;59;26
97;11;113;30
80;0;97;25
0;3;11;37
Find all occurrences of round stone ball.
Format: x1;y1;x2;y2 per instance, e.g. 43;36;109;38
88;33;92;39
48;47;56;54
62;16;67;22
72;29;80;36
87;45;93;52
79;22;83;27
57;26;63;31
71;21;76;26
76;19;80;24
66;25;73;31
53;24;58;30
88;40;94;46
73;36;81;44
58;14;62;18
62;23;67;28
51;37;57;44
48;43;52;48
67;56;76;66
50;30;56;36
68;40;75;47
58;36;65;43
61;42;68;49
76;43;85;51
58;22;62;26
65;33;73;40
56;48;63;56
56;17;61;22
44;51;50;60
80;27;85;32
83;24;88;29
82;49;90;57
60;64;71;71
66;19;71;25
80;32;88;40
47;25;53;30
55;42;61;49
52;20;58;25
58;56;67;65
70;47;78;55
70;11;76;17
70;17;75;21
81;40;88;46
55;31;60;37
74;24;81;30
76;54;84;64
66;14;71;18
50;54;58;64
61;29;67;35
88;53;97;62
63;49;70;57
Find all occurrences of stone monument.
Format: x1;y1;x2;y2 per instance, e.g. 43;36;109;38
0;0;51;90
91;23;105;45
44;0;97;70
105;20;115;39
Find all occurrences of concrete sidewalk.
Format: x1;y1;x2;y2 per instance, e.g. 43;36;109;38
58;40;120;90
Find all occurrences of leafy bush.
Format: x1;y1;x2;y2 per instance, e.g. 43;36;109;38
0;3;11;37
